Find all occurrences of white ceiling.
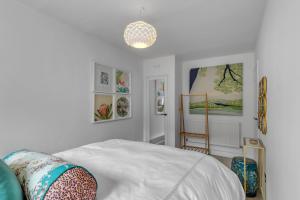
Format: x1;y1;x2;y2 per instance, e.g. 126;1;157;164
15;0;266;60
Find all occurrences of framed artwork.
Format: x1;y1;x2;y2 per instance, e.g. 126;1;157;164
155;80;165;96
189;63;243;115
115;95;131;119
94;94;113;122
258;76;267;134
91;62;132;123
116;69;131;93
93;63;114;93
156;96;165;114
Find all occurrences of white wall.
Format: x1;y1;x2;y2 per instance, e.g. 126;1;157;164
182;53;257;157
256;0;300;199
143;55;176;147
0;0;143;156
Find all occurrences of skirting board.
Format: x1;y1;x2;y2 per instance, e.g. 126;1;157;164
150;135;165;145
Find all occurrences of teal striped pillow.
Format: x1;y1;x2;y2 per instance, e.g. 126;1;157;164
3;150;97;200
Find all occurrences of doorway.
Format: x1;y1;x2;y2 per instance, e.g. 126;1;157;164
144;76;168;145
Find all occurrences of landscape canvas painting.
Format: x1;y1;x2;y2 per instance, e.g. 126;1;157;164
94;94;113;122
189;63;243;115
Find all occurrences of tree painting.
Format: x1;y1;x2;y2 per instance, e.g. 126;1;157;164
189;63;243;115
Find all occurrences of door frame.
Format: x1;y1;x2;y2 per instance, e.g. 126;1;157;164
143;75;169;145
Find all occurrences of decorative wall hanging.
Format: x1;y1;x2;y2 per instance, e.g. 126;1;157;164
189;63;243;115
94;94;113;122
116;69;131;93
92;62;132;123
258;76;267;134
115;95;131;119
93;63;114;93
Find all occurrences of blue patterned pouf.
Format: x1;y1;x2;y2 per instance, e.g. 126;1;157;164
231;157;258;197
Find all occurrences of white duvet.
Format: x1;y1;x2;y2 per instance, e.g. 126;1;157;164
54;139;245;200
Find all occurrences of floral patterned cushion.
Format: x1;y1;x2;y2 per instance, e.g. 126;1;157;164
3;150;97;200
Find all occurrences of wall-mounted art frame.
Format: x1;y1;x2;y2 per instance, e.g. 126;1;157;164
93;63;114;93
115;95;131;119
91;61;132;123
116;69;131;94
258;76;267;134
94;94;114;122
189;63;243;116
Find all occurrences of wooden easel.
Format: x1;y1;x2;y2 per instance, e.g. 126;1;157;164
179;93;210;154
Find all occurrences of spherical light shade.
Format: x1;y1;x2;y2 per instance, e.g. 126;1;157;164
124;21;157;49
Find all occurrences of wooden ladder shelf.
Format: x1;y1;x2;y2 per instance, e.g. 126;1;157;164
179;93;210;154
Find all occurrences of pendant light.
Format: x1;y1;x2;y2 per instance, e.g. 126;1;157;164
124;7;157;49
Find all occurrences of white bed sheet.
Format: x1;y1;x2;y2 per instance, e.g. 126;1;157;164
54;139;245;200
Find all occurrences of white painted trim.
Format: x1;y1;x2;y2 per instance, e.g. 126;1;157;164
150;134;165;141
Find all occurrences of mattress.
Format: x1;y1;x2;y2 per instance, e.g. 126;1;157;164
54;139;245;200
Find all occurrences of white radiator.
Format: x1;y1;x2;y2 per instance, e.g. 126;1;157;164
185;119;241;148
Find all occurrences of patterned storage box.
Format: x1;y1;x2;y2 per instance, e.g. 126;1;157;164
231;157;258;197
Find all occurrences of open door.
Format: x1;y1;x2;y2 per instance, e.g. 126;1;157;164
143;76;168;145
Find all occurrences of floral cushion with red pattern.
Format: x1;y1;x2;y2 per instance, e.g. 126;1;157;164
3;150;97;200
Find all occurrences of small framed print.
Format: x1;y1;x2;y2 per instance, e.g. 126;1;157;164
115;95;131;119
116;69;131;94
94;94;114;122
93;63;114;93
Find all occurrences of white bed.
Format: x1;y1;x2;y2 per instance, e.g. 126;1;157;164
54;139;245;200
